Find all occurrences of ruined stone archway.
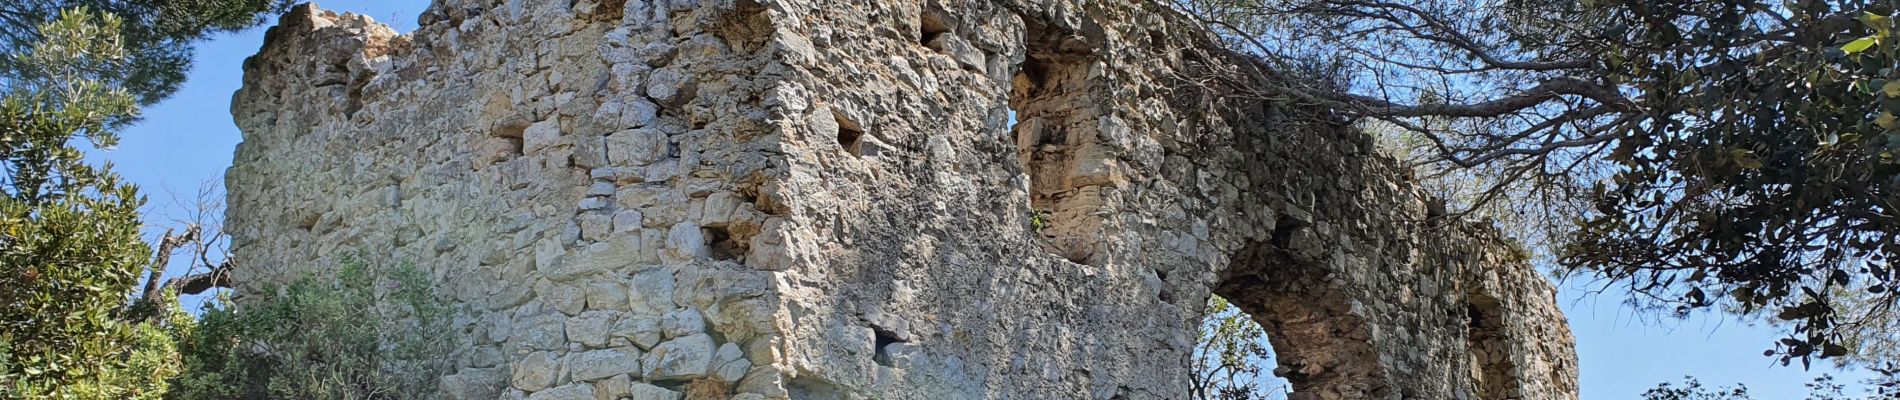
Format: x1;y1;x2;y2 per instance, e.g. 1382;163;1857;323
225;1;1578;399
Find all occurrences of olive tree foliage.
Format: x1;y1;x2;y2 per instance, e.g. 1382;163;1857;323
1162;0;1900;368
0;9;183;398
1642;375;1896;400
1190;296;1290;400
0;0;293;106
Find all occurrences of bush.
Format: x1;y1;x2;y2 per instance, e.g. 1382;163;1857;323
168;259;454;400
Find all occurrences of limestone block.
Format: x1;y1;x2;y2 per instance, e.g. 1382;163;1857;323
566;346;643;382
660;308;706;339
606;128;668;167
644;68;692;107
536;280;587;314
641;333;714;380
523;119;562;153
514;313;568;351
712;343;750;382
592;374;631;400
611;315;664;350
627;382;680;400
663;222;707;262
440;367;507;400
511;351;561;391
612;209;643;233
735;367;787;398
565;310;619;348
525;383;593;400
628;269;676;315
578;212;612;241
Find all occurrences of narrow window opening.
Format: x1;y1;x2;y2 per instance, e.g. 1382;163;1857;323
1466;293;1515;400
1009;51;1108;265
490;118;528;159
835;111;865;156
871;327;905;367
703;227;746;262
920;12;952;50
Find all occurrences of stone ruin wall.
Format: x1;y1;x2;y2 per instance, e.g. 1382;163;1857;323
224;1;1580;399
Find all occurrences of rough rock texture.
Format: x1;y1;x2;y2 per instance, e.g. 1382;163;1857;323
226;1;1579;399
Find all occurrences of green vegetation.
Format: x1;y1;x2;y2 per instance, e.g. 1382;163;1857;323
168;260;454;400
1190;296;1287;400
0;0;294;105
1642;375;1894;400
1171;0;1900;370
0;2;351;398
0;9;180;398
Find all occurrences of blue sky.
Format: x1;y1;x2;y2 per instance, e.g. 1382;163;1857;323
87;1;1880;398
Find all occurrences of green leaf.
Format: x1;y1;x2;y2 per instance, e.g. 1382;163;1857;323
1844;36;1879;54
1823;344;1849;357
1864;12;1893;37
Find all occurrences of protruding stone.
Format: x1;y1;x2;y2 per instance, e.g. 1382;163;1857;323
645;68;694;107
713;343;750;382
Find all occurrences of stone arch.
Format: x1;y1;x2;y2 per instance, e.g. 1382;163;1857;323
1211;236;1390;400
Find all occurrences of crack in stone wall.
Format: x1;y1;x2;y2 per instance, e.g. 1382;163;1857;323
225;1;1580;399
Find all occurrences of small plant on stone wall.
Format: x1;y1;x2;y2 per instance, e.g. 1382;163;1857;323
1031;210;1052;235
167;258;454;400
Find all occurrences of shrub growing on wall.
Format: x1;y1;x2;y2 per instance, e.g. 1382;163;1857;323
168;259;454;400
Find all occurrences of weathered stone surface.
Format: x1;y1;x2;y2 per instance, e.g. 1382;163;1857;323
712;343;751;382
611;315;664;350
525;383;592;400
511;352;561;392
229;2;1578;399
567;347;643;382
641;333;714;380
659;308;704;339
565;310;618;348
592;374;632;400
440;367;507;400
627;382;680;400
514;313;568;351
